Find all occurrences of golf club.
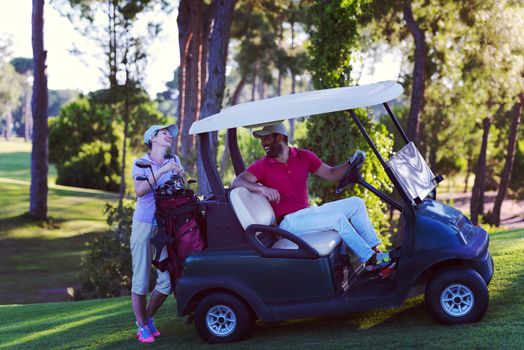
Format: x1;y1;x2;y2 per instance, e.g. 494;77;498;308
135;160;157;186
135;175;155;192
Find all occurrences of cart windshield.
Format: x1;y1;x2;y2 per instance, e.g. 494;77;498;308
387;142;437;205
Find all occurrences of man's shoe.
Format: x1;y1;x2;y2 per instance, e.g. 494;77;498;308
147;317;161;337
370;262;397;280
366;251;392;272
137;326;155;343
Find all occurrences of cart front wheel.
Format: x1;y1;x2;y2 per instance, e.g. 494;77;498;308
425;267;489;325
194;292;254;343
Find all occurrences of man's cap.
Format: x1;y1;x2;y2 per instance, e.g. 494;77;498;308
252;123;288;138
143;124;178;145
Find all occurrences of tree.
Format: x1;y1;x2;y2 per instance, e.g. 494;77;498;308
302;0;394;241
10;57;34;141
402;0;426;144
49;89;166;191
197;0;238;195
56;0;171;205
465;1;524;225
177;0;238;195
176;0;213;165
30;0;49;220
0;40;24;140
490;93;523;226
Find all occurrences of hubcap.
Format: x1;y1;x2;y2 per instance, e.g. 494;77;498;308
440;283;475;317
206;304;237;337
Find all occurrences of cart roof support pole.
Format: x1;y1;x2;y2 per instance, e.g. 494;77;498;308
348;109;388;168
383;102;410;145
347;109;413;208
227;128;246;176
199;132;226;201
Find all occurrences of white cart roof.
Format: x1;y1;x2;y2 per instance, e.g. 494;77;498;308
189;81;403;135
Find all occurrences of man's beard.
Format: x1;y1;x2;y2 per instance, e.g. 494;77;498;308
265;141;283;158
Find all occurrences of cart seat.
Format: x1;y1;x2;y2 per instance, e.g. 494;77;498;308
229;187;341;256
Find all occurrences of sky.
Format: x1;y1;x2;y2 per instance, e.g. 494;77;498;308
0;1;180;96
0;1;400;97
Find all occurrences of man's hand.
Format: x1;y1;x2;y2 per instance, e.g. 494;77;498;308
348;150;366;165
258;185;280;203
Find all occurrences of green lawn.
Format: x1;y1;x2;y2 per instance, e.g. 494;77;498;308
0;141;117;304
0;229;522;349
0;140;57;183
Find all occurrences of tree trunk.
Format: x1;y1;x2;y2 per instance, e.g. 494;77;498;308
251;63;257;101
30;0;48;220
197;0;237;196
5;109;13;140
24;88;33;141
289;22;296;144
464;153;472;193
403;0;426;144
176;0;208;166
118;80;130;206
470;117;491;225
108;0;118;90
490;93;523;226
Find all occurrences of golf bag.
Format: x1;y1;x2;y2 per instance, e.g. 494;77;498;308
151;189;205;293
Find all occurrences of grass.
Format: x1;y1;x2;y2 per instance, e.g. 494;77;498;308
0;139;57;183
0;141;117;304
0;229;521;349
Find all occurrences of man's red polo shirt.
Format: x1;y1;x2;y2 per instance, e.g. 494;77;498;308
246;147;323;221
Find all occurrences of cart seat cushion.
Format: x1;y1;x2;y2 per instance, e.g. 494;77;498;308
272;231;341;256
229;187;276;228
229;187;341;256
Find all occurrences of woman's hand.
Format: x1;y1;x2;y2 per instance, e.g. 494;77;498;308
160;160;185;176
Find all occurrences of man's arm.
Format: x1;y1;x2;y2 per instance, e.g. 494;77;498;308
231;171;281;203
314;162;350;181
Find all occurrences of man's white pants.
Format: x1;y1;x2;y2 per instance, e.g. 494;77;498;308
279;197;380;263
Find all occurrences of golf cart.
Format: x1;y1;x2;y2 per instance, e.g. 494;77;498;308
172;81;493;343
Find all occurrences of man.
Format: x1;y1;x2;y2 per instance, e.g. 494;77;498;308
231;123;390;270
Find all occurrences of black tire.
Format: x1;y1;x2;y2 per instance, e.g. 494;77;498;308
194;292;254;344
425;267;489;325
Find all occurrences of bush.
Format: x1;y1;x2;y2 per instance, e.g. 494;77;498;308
298;111;395;248
58;140;121;191
78;201;134;299
49;88;169;191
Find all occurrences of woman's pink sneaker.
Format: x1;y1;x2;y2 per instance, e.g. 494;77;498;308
137;326;155;343
147;317;161;337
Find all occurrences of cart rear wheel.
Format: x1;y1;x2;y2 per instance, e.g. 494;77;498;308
194;292;254;343
425;267;489;325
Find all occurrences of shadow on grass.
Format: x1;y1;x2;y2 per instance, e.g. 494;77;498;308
0;212;66;235
0;299;131;350
0;229;107;304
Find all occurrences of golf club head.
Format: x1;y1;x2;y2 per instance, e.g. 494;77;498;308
135;160;157;186
135;161;152;169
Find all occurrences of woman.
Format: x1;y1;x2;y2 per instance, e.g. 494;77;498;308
130;123;183;343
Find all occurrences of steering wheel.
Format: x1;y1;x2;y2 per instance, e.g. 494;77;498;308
335;151;365;194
